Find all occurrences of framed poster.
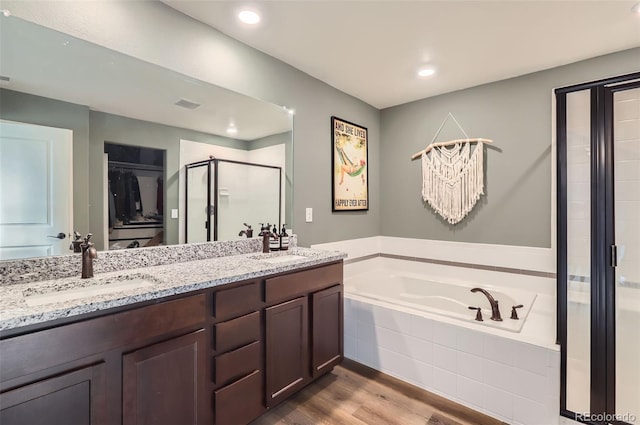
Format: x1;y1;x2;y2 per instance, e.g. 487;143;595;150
331;116;368;211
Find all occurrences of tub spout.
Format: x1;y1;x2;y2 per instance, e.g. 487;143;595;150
470;288;502;321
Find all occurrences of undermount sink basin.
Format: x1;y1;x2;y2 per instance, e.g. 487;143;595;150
23;273;158;307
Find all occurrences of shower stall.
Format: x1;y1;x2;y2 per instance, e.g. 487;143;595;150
557;72;640;424
185;158;282;242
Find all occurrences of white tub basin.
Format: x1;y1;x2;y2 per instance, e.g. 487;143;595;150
23;274;158;307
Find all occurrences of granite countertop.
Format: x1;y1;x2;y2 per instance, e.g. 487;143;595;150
0;248;346;332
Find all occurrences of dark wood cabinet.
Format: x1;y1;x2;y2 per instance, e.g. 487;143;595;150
1;261;343;425
264;262;344;410
0;294;206;425
210;281;264;425
265;297;308;407
0;362;107;425
122;330;206;425
311;284;343;378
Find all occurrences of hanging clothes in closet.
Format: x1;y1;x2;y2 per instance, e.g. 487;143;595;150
108;170;143;225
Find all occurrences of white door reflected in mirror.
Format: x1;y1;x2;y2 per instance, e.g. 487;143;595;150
0;121;73;260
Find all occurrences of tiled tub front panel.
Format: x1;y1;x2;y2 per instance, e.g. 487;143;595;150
344;297;561;425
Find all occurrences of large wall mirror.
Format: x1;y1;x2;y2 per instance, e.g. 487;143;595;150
0;16;293;260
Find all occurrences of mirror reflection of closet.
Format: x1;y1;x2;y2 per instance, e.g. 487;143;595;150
104;143;165;250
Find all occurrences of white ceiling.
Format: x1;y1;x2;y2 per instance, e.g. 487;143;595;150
164;0;640;109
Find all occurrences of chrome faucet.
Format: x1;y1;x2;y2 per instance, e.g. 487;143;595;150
470;288;502;321
80;233;98;278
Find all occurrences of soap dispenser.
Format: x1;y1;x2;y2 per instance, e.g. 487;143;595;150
279;224;289;251
269;224;280;251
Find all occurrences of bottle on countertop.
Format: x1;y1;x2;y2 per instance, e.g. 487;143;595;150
269;224;280;251
279;224;289;251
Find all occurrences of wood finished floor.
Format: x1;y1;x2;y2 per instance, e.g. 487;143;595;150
251;359;507;425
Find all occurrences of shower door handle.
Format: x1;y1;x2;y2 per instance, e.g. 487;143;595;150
610;245;618;268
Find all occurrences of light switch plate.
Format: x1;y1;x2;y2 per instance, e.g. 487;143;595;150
305;208;313;223
171;209;178;219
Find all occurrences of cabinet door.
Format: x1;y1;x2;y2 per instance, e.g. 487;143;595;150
265;297;308;407
0;362;107;425
311;285;343;378
122;330;207;425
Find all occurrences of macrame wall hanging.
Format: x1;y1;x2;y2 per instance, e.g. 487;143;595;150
411;113;493;224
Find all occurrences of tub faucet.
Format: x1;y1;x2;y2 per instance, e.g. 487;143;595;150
470;288;502;321
80;233;98;278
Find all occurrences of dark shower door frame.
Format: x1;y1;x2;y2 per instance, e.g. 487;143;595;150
185;158;282;242
556;71;640;424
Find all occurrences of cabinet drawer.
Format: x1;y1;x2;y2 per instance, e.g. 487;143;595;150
214;370;264;425
213;281;261;320
213;311;260;353
265;262;342;304
214;341;261;387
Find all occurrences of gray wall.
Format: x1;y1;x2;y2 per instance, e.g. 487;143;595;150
380;48;640;248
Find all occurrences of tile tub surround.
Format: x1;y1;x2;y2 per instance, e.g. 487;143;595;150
0;235;297;285
326;235;562;425
0;245;342;332
312;236;555;276
344;297;561;425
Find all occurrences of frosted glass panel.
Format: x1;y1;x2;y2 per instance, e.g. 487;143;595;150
0;137;49;224
614;87;640;420
217;162;280;241
186;165;209;243
565;89;591;414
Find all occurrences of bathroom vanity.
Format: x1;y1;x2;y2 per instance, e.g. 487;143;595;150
0;247;344;425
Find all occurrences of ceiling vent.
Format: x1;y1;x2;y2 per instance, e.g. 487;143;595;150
0;75;10;83
174;99;201;110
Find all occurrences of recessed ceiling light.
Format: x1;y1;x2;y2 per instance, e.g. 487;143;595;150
226;124;238;135
1;9;10;17
632;2;640;14
238;10;260;25
417;66;436;78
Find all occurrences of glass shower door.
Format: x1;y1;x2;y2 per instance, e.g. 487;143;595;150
558;72;640;425
185;163;212;243
613;86;640;422
564;89;591;415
